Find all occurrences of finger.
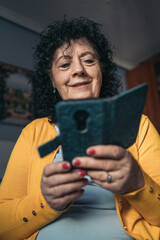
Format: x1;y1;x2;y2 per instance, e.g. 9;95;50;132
93;179;120;193
43;162;71;177
44;178;88;198
72;157;118;171
49;189;85;210
43;169;87;187
86;145;126;159
87;170;123;182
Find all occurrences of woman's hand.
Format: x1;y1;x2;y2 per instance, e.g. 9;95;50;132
72;145;145;194
41;162;88;210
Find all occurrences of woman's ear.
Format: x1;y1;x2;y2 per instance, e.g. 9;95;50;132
49;70;56;88
51;79;56;88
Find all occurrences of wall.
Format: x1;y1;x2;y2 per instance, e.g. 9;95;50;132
0;17;40;70
0;17;127;180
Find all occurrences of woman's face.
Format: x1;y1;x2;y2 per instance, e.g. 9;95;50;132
51;38;102;100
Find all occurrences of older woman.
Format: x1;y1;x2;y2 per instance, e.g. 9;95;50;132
0;17;160;240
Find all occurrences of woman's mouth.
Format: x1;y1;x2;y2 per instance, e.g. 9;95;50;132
71;81;90;88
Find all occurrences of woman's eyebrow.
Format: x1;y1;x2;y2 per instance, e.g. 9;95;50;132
80;51;96;58
55;51;97;64
55;55;72;64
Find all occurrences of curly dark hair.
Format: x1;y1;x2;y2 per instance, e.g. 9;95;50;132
32;17;121;123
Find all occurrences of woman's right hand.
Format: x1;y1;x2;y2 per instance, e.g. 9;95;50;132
41;162;87;211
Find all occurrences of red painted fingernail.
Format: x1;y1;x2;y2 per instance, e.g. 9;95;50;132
83;179;88;185
80;170;86;176
88;149;96;155
81;189;85;193
73;159;81;166
62;163;69;169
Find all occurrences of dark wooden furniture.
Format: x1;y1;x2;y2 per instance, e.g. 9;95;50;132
126;55;160;133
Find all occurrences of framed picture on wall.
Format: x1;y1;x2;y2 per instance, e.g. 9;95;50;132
0;62;33;126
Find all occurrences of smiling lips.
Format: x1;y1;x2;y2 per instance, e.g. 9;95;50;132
70;81;91;88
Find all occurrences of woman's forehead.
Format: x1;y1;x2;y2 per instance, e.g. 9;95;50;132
54;38;96;58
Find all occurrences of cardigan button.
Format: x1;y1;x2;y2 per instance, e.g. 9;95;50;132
41;203;44;208
23;217;28;222
32;210;37;216
157;194;160;199
149;187;153;193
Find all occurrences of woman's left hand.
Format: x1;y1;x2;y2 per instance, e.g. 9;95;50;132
72;145;145;194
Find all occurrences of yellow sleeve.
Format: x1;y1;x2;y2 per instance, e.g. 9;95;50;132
123;115;160;226
0;124;66;240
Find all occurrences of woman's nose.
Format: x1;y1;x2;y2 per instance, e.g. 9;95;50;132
72;59;85;76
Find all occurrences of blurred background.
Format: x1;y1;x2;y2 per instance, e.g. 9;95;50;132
0;0;160;180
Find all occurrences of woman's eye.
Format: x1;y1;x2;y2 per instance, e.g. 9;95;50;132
84;59;95;64
60;63;70;69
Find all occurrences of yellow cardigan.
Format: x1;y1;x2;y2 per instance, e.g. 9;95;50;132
0;115;160;240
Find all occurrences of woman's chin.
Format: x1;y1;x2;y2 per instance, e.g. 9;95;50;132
65;91;99;100
68;94;95;100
